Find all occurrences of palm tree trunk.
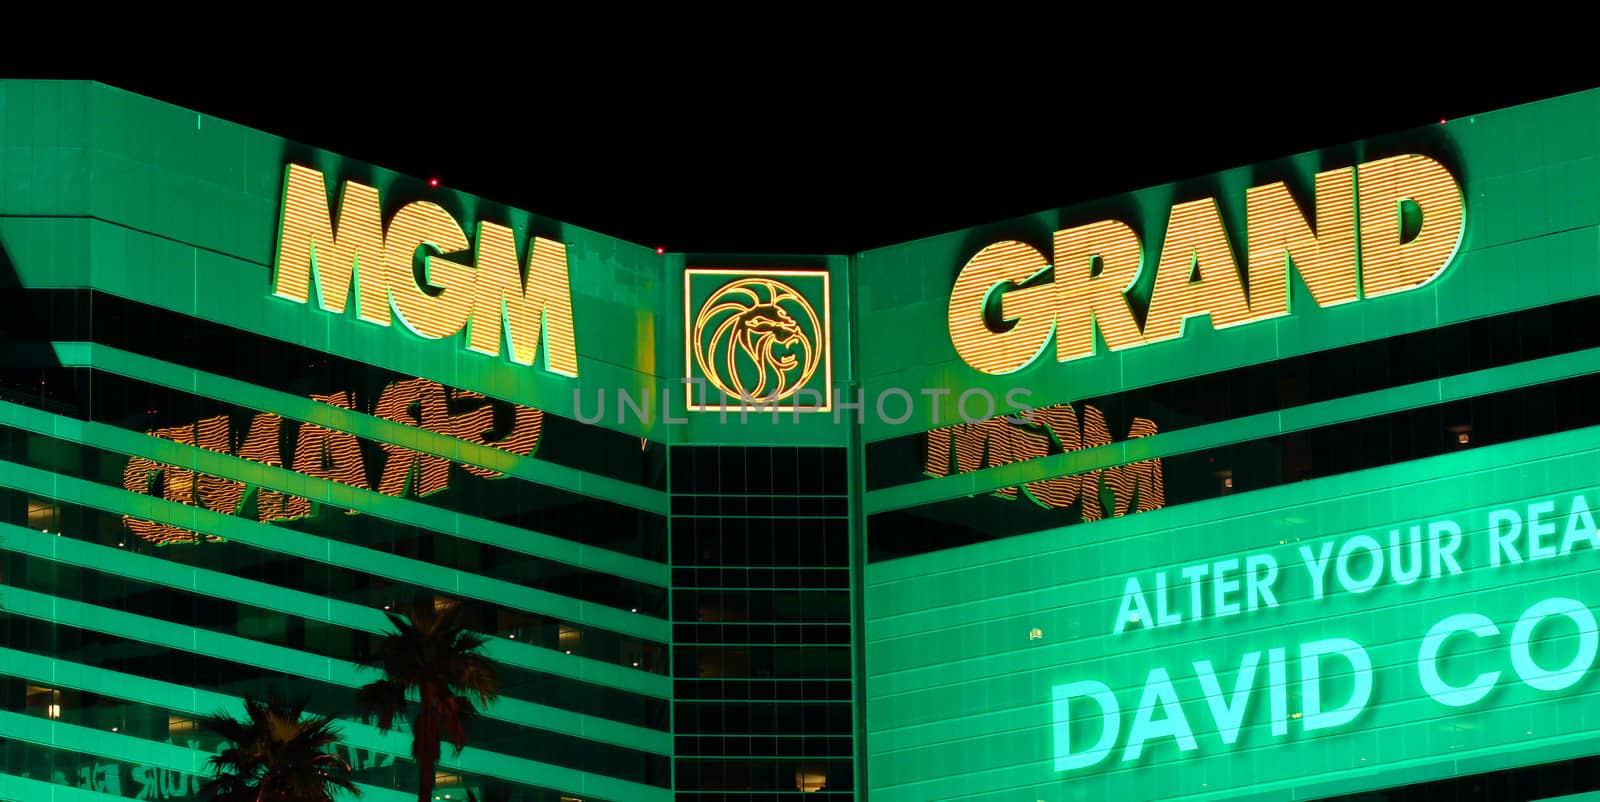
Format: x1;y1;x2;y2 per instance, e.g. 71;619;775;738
417;755;435;802
415;711;442;802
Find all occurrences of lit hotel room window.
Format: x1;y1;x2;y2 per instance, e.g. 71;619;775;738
557;624;583;655
26;686;62;720
796;764;826;792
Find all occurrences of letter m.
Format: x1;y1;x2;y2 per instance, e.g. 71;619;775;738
923;418;1045;499
273;164;388;325
468;223;580;377
1104;416;1165;517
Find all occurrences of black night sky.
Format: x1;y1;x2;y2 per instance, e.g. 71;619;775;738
74;70;1600;255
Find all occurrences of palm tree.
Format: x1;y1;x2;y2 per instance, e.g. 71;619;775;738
356;598;500;802
200;694;360;802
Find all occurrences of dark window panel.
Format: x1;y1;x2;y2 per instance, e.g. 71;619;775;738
869;371;1600;561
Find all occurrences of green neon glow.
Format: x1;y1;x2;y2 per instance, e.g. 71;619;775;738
43;344;671;571
867;425;1600;801
0;714;415;802
0;647;648;802
13;79;1600;802
868;343;1600;514
0;525;671;755
0;395;669;634
0;462;670;700
0;588;669;801
0;771;193;802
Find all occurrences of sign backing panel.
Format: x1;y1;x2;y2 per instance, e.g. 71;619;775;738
866;426;1600;801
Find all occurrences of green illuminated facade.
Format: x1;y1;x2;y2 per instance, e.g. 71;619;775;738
4;80;1600;802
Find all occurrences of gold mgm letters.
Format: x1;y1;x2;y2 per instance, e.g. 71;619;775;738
924;404;1163;520
950;155;1465;373
273;164;579;376
121;379;542;546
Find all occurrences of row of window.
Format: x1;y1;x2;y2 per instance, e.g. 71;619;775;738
0;288;667;488
1;542;663;712
1;491;667;725
672;567;851;590
670;495;850;517
0;685;611;801
668;446;855;796
674;735;852;759
673;680;851;703
867;292;1600;489
0;618;668;786
869;370;1600;560
669;446;848;496
1;366;670;564
675;647;852;680
671;517;850;567
675;758;852;793
674;795;851;802
672;623;852;646
674;589;851;623
0;426;669;667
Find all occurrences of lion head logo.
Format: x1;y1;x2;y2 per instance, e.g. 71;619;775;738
692;277;823;404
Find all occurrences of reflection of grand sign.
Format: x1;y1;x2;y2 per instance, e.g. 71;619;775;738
685;269;831;411
949;154;1465;374
121;378;542;545
923;403;1162;521
273;164;580;376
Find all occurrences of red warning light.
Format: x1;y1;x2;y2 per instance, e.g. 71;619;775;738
656;246;666;255
428;177;440;188
1439;118;1447;124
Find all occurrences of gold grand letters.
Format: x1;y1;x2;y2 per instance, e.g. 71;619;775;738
948;241;1054;375
950;155;1465;373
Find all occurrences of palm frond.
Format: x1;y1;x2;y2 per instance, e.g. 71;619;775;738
366;596;504;799
355;679;408;732
200;693;360;801
446;642;500;682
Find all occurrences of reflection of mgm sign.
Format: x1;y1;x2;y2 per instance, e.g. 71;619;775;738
685;269;831;411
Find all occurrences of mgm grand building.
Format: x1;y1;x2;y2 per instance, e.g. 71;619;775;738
4;80;1600;802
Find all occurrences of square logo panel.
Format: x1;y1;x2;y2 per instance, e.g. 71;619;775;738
684;268;832;412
